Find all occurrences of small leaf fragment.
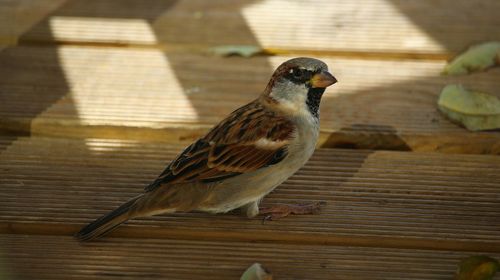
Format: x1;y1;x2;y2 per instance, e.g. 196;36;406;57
443;42;500;75
438;85;500;131
240;263;273;280
455;256;499;280
210;45;263;58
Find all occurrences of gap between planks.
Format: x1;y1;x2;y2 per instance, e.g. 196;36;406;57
16;39;452;61
1;222;500;254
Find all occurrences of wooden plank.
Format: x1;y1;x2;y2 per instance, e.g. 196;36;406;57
0;46;499;153
2;0;500;56
1;137;499;252
2;234;500;280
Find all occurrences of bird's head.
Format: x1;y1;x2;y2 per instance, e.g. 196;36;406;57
262;57;337;118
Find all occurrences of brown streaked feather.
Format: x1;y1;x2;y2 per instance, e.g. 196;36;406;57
145;100;295;192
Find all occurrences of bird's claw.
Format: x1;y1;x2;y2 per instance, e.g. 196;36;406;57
259;201;325;223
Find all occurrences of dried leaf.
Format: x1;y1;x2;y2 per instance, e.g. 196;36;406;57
240;263;273;280
455;256;499;280
443;42;500;75
210;45;263;58
438;85;500;131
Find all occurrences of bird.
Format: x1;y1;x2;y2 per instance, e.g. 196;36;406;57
76;57;337;241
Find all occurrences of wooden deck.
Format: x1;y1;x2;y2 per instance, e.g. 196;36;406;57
1;0;499;279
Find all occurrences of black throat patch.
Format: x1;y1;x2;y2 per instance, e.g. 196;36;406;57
306;87;325;118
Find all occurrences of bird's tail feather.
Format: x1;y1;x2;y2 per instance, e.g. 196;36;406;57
75;195;142;241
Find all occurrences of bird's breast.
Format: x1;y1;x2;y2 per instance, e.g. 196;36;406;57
286;115;319;168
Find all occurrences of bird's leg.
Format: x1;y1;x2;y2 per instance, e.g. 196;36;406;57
239;201;260;218
259;201;325;221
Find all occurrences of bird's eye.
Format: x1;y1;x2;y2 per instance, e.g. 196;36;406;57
291;68;304;79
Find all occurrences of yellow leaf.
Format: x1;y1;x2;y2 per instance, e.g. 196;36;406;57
438;85;500;131
455;256;499;280
443;42;500;75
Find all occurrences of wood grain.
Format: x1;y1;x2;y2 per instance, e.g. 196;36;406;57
1;137;499;252
1;2;499;279
0;0;63;48
3;0;500;56
2;234;500;280
1;46;499;153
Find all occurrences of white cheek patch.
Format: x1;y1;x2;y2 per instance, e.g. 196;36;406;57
273;96;299;111
269;81;311;117
272;94;312;118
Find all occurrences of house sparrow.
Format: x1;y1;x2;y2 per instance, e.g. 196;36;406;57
76;57;337;241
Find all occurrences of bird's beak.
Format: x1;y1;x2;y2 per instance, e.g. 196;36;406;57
310;71;337;88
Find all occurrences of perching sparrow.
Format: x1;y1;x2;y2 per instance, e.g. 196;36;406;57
76;57;337;241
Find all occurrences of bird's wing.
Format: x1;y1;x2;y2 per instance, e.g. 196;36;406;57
145;100;295;192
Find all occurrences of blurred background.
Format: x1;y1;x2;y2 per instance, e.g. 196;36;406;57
1;0;499;152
